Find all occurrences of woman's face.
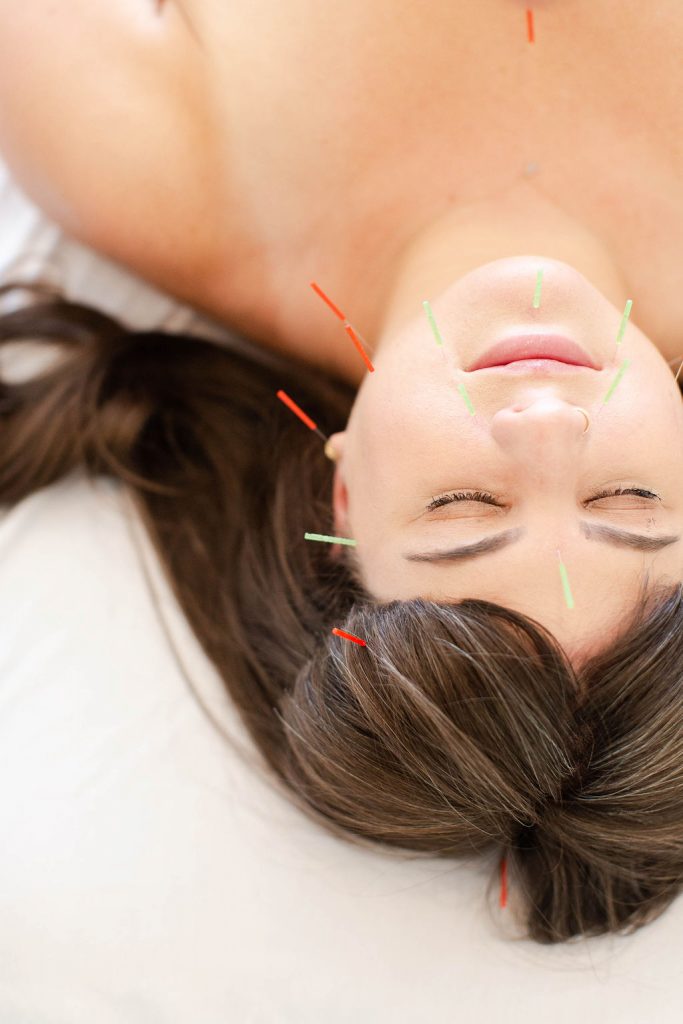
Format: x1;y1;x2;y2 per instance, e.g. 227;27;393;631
331;257;683;662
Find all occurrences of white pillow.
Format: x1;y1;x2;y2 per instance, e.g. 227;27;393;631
1;159;682;1023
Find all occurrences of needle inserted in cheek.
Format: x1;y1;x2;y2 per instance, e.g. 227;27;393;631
422;300;476;416
602;358;631;404
593;357;632;424
606;299;633;368
615;300;633;349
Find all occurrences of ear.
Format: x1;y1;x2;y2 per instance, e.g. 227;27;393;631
328;431;351;536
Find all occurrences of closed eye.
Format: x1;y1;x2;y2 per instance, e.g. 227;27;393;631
425;486;661;512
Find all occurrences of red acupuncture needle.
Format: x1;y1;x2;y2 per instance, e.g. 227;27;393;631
310;281;375;372
332;627;367;647
500;856;508;908
276;389;328;442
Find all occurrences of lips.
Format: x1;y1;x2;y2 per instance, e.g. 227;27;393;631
466;335;599;371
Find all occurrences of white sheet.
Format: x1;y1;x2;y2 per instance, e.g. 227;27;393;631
1;160;682;1023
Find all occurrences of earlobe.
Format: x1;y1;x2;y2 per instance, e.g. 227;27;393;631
329;432;350;536
332;469;350;536
325;430;346;463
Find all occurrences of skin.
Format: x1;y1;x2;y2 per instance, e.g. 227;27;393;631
1;3;683;666
329;185;683;666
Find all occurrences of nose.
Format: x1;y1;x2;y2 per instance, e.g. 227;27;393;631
490;397;587;478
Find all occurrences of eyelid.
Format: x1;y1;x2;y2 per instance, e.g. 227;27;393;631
425;486;662;513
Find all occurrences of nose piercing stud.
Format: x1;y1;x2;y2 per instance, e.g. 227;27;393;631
575;407;591;433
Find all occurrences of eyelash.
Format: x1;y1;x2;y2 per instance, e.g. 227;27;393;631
426;486;661;512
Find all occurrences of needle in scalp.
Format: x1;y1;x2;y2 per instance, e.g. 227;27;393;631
276;389;328;442
305;533;357;547
331;627;367;647
500;855;508;908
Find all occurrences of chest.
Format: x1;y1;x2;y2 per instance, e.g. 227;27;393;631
191;0;683;373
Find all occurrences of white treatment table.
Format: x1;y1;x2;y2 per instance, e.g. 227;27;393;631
0;157;681;1023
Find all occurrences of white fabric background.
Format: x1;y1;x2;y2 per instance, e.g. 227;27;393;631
0;158;681;1023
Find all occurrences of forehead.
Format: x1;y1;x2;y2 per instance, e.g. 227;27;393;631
355;532;680;652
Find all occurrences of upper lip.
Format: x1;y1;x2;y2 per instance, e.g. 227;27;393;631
466;335;600;371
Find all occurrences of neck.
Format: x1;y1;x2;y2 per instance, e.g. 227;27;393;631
374;179;630;350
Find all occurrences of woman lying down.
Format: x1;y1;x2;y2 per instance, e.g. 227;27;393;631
1;0;683;944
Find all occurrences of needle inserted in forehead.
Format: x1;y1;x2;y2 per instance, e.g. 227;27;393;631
556;548;575;610
422;300;476;416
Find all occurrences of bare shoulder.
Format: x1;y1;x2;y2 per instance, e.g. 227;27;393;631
0;1;231;294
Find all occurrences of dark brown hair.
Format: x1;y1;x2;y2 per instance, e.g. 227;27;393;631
2;278;683;945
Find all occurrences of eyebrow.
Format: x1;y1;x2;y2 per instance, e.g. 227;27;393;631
403;523;681;563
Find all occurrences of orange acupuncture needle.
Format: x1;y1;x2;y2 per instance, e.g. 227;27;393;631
310;280;346;321
310;281;375;372
343;322;375;373
276;389;328;441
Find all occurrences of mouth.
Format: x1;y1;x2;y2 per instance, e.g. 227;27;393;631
466;335;600;371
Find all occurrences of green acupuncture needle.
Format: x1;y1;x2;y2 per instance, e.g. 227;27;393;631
603;358;631;404
422;299;444;346
422;299;476;415
533;269;543;309
615;299;633;346
457;382;476;416
556;549;575;610
304;533;357;546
